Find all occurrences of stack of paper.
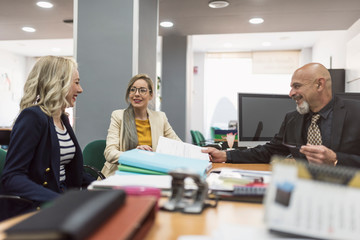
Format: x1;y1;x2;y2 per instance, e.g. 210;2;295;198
116;136;212;176
116;165;166;175
118;148;210;177
206;168;271;203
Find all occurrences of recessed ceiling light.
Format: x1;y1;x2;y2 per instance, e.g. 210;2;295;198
36;1;53;8
160;21;174;28
22;27;36;32
262;42;272;47
249;18;264;24
208;0;230;9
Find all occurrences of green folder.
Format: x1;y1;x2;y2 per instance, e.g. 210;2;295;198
118;164;167;175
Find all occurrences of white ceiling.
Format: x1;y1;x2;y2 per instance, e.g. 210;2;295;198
0;0;360;56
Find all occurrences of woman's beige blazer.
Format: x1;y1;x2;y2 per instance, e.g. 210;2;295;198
101;109;181;177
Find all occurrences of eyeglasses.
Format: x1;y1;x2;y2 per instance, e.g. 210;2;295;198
129;87;149;95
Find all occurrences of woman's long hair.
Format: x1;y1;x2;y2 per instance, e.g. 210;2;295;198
19;56;77;117
122;74;154;150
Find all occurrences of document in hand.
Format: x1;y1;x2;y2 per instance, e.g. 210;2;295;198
5;190;126;240
264;159;360;240
118;148;210;176
156;136;210;161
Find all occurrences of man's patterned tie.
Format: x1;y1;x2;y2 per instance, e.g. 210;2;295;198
307;114;322;145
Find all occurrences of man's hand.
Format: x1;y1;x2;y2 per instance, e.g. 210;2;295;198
300;144;338;166
201;147;227;163
136;145;153;151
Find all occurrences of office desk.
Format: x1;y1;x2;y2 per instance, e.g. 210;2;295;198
0;163;271;240
146;163;271;240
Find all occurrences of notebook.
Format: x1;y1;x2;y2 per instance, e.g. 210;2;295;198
87;195;158;240
5;190;126;240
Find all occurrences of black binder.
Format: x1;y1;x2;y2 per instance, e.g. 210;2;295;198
5;190;126;240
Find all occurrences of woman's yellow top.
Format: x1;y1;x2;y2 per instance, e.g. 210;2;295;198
135;119;152;147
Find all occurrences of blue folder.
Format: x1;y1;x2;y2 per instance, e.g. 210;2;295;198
118;149;210;176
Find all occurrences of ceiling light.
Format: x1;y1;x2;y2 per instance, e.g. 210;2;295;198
208;0;230;9
224;43;232;48
249;18;264;24
22;27;36;32
36;1;53;8
160;21;174;28
262;42;272;47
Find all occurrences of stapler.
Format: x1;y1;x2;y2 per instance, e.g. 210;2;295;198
162;169;217;214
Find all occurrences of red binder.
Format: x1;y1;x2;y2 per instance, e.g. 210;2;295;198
87;195;158;240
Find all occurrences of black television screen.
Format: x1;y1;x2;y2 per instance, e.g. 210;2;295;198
335;92;360;101
238;93;296;141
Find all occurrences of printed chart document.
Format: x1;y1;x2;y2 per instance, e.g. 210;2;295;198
264;159;360;240
156;136;210;161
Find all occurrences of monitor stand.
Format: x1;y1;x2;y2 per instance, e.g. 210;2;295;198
237;141;268;148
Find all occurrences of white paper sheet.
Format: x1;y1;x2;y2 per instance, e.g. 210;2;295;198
156;136;210;161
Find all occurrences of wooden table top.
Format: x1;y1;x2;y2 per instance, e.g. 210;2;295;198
0;163;271;240
145;163;271;240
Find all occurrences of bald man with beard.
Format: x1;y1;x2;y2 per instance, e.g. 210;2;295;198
202;63;360;168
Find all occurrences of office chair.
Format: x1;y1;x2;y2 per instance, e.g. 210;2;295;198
0;149;34;221
0;129;11;146
194;130;222;150
190;130;201;146
82;140;107;180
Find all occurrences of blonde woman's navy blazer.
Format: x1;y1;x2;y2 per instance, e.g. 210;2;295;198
0;106;93;218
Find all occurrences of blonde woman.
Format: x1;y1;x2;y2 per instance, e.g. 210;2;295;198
0;56;94;220
102;74;181;177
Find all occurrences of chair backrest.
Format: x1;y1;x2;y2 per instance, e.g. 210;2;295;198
0;129;11;146
82;140;107;171
195;131;206;143
0;149;6;176
190;130;200;146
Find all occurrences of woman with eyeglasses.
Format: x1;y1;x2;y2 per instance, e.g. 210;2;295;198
101;74;181;177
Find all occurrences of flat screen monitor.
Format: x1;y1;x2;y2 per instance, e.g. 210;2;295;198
238;93;296;142
335;92;360;101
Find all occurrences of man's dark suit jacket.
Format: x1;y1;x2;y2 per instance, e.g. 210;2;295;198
227;96;360;168
0;106;94;220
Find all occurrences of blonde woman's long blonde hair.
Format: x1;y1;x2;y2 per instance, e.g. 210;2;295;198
19;56;77;117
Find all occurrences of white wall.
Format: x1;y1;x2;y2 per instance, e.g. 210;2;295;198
312;30;347;69
190;20;360;139
202;57;293;139
190;52;205;138
0;49;29;127
346;19;360;92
